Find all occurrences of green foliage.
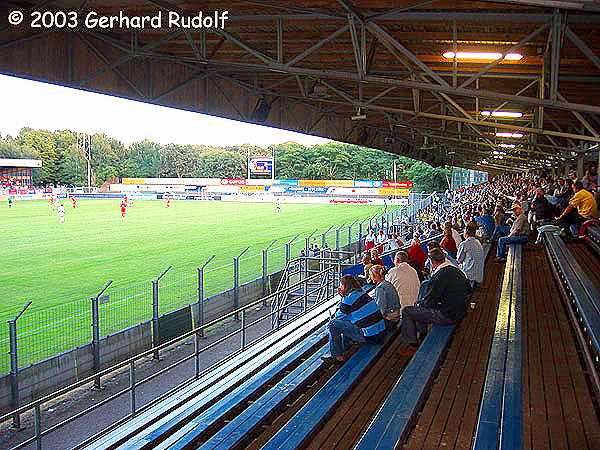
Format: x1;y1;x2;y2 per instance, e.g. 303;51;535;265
0;127;451;192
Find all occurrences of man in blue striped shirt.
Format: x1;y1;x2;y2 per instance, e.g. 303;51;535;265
321;275;386;364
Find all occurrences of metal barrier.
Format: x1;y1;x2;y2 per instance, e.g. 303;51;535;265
0;266;339;450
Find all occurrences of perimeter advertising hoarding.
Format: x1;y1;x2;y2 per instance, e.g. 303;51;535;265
378;188;411;197
249;158;273;179
383;181;414;188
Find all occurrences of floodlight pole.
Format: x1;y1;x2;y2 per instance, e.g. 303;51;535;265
233;246;250;320
152;266;172;360
8;300;32;430
197;255;215;339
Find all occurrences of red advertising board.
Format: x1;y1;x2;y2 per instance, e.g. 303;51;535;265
383;181;413;188
220;178;247;185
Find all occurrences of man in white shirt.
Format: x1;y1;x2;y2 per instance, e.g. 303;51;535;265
385;251;420;310
456;225;484;289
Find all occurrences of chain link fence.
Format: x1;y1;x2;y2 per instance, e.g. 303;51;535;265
1;207;407;376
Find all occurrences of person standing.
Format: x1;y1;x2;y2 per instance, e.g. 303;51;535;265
456;224;485;290
120;198;127;219
365;229;376;252
57;203;65;223
7;196;13;208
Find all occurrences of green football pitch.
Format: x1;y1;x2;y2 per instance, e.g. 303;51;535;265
1;198;385;370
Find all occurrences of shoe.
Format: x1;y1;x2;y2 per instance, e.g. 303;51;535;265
398;344;418;357
321;354;346;364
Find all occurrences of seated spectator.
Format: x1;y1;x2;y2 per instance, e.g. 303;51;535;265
386;251;420;311
496;202;529;260
399;248;470;356
440;224;458;259
387;234;400;251
557;180;599;238
457;224;485;289
407;236;427;275
370;265;401;329
474;209;495;242
365;229;376;251
530;188;555;227
321;275;386;363
369;248;384;266
424;241;459;275
361;254;373;284
376;229;387;253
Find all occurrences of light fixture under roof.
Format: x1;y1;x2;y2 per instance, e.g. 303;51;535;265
496;132;524;138
442;51;523;61
499;143;516;149
481;111;523;118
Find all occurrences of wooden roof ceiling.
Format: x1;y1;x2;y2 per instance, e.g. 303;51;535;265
1;0;600;173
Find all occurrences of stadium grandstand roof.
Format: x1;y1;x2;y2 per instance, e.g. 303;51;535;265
1;1;600;173
0;158;42;168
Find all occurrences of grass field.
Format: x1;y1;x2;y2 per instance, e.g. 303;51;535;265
1;198;384;371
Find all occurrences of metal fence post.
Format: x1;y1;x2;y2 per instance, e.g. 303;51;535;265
8;301;32;430
240;309;246;350
262;240;277;302
285;233;300;263
91;280;112;390
197;255;215;339
233;247;250;320
335;227;341;250
152;266;172;360
151;280;160;360
358;222;363;254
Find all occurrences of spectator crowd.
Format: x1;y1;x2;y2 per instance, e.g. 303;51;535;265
322;165;599;362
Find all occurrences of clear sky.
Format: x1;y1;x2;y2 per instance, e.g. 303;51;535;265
0;74;330;147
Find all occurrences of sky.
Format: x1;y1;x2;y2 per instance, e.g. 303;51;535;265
0;74;330;147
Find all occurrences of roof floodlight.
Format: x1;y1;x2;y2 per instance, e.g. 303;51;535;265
442;51;523;61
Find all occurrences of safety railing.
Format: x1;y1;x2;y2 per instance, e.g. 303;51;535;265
0;265;338;450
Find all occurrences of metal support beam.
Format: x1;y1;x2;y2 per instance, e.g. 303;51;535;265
285;25;350;67
460;24;549;88
549;9;562;101
276;18;284;63
565;26;600;71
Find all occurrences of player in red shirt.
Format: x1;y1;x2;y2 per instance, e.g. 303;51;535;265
71;196;77;209
120;199;127;219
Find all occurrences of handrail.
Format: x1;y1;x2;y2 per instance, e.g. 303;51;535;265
0;266;335;424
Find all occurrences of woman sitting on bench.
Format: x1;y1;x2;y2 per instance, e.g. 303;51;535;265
321;275;386;364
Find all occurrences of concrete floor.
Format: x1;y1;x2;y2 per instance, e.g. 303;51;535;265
0;305;273;450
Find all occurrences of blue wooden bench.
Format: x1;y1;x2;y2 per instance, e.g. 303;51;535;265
583;223;600;257
260;336;392;450
544;232;600;361
354;325;454;450
196;346;327;450
353;243;492;450
142;333;328;450
473;244;523;450
84;296;341;450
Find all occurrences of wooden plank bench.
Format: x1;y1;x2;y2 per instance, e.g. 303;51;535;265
84;295;341;450
145;333;328;450
352;244;492;450
473;244;523;450
544;232;600;369
195;345;328;450
260;335;393;450
353;325;454;450
583;224;600;258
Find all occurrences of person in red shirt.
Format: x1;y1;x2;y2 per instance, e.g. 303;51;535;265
440;225;458;259
407;236;427;274
71;196;77;209
120;199;127;219
369;248;385;267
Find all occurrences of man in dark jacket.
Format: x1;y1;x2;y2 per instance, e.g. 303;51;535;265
530;188;555;226
399;248;471;356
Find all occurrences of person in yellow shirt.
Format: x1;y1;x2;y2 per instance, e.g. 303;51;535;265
557;180;599;237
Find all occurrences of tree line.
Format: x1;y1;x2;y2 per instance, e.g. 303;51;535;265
0;127;451;192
